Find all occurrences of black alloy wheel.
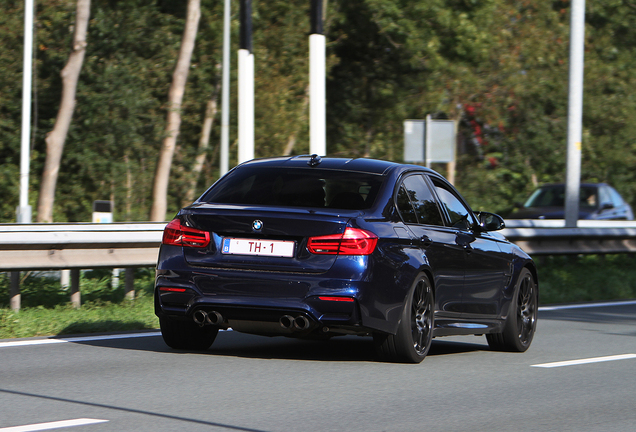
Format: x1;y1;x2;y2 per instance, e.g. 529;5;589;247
374;274;434;363
411;278;434;356
487;268;537;352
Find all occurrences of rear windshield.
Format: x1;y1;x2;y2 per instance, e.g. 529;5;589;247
200;167;384;210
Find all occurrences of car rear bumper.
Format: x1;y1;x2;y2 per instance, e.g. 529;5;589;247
155;270;370;336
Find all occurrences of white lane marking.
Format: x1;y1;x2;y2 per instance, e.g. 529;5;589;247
532;353;636;368
539;299;636;311
0;332;161;349
0;418;108;432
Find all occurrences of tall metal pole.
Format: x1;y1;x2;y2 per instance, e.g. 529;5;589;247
564;0;586;227
238;0;254;164
18;0;34;224
309;0;326;156
219;0;231;176
13;0;36;312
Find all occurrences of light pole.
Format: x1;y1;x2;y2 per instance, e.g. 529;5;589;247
238;0;254;164
564;0;586;227
309;0;326;156
219;0;231;176
18;0;34;224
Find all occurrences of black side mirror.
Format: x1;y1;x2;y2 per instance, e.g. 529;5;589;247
476;212;505;231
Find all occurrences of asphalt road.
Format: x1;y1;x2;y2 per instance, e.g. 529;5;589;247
1;301;635;432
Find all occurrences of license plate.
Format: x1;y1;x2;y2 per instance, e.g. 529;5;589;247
222;238;295;257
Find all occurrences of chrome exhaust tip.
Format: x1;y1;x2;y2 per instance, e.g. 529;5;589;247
279;315;295;329
293;315;310;331
207;311;223;325
193;310;208;327
193;310;224;327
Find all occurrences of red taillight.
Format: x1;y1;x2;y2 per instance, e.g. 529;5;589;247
159;287;187;293
318;296;355;302
162;219;210;248
307;227;378;255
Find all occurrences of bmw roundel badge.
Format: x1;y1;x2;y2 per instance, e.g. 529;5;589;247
252;220;263;231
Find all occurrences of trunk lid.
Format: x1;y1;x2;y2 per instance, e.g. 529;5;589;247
180;204;358;273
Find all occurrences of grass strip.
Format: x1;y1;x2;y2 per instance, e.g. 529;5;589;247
0;297;158;339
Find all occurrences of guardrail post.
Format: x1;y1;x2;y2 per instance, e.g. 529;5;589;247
112;268;120;289
10;271;21;312
70;269;81;308
61;269;70;288
124;268;135;300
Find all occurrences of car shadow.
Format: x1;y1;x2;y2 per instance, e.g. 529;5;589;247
57;327;490;362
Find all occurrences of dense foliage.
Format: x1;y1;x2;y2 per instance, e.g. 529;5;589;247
1;0;636;222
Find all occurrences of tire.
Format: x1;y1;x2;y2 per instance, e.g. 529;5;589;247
160;316;218;351
374;274;434;363
487;268;537;352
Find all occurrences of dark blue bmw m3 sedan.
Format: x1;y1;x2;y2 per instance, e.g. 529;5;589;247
155;155;538;363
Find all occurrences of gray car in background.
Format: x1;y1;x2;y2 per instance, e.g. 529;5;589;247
509;183;634;220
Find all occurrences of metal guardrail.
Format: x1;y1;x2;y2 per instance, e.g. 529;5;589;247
1;219;636;272
0;223;165;271
502;220;636;255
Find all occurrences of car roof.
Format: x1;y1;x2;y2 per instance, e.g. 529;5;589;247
537;183;608;189
237;156;427;176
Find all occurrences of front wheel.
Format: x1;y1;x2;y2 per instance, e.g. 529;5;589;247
487;267;538;352
374;274;434;363
160;317;218;351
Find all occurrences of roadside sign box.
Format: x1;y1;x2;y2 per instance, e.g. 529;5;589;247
404;120;425;163
404;116;456;164
92;200;113;223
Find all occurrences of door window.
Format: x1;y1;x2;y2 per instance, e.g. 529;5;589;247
431;179;475;230
608;187;625;207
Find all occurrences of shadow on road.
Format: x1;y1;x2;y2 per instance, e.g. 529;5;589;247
61;328;490;363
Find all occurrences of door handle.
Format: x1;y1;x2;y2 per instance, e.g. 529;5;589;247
419;235;432;247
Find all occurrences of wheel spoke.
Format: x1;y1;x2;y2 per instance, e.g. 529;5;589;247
516;277;536;344
411;281;432;355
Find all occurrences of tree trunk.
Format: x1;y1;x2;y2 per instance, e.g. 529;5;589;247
150;0;201;222
37;0;91;223
283;84;310;156
183;81;220;206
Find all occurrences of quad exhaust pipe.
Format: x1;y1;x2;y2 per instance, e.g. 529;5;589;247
193;310;223;327
279;314;311;331
193;310;310;331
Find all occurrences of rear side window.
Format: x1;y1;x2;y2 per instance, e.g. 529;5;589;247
200;167;383;210
398;175;443;226
397;185;418;224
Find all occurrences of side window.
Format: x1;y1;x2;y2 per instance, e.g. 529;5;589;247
598;186;612;208
608;187;624;207
396;185;418;224
432;180;475;230
402;175;444;226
